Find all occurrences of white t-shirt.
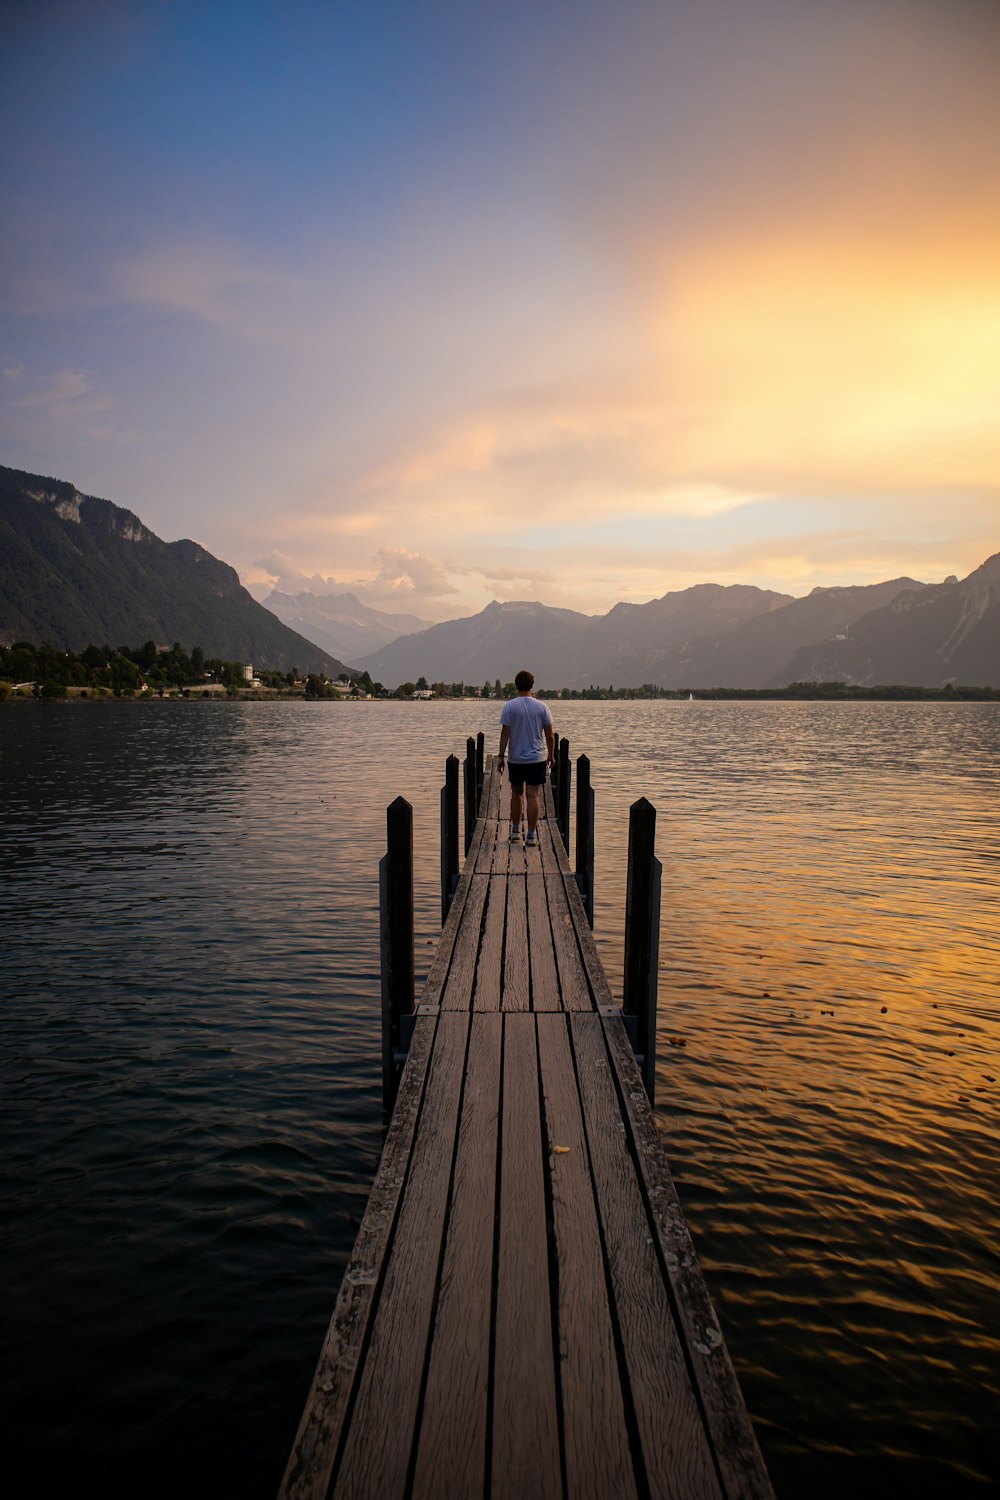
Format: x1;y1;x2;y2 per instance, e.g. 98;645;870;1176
500;695;553;762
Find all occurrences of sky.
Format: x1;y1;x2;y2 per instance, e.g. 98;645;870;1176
2;0;998;621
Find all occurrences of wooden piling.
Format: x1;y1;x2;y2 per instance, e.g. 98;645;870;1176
575;752;595;927
440;753;459;923
464;737;477;856
379;796;414;1113
475;731;485;810
557;736;571;853
623;796;661;1103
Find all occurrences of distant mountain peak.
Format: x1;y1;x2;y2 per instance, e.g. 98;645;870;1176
259;582;428;662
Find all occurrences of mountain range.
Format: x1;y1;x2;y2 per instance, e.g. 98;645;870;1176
3;462;996;690
261;587;427;662
0;465;348;676
356;559;1000;690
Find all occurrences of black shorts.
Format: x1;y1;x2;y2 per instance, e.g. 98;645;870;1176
507;760;547;789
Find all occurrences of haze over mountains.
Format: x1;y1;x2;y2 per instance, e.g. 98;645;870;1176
0;466;348;677
356;561;1000;690
261;587;427;663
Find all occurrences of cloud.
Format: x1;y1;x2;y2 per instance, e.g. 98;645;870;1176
113;243;299;335
247;544;459;617
13;367;93;407
479;565;558;586
4;0;999;620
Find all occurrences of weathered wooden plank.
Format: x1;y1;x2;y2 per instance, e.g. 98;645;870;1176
474;821;499;874
502;874;529;1012
419;811;490;1009
562;869;616;1008
571;1014;724;1500
475;875;507;1013
441;875;491;1012
544;867;594;1012
332;1014;471;1498
526;872;561;1013
278;1013;440;1500
600;1014;775;1500
536;1015;638;1498
412;1014;502;1499
490;834;510;877
508;838;527;877
543;777;557;822
492;1016;561;1500
540;791;568;869
483;755;502;820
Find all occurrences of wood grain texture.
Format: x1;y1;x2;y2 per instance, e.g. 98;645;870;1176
475;820;500;874
475;876;506;1013
571;1014;723;1500
484;757;502;819
441;874;490;1012
600;1014;776;1500
492;1016;561;1500
536;1015;638;1499
420;810;490;1008
561;871;616;1009
333;1014;471;1499
539;801;570;872
526;872;561;1013
542;778;558;824
278;1013;439;1500
544;865;594;1012
412;1014;502;1500
501;875;529;1012
490;835;510;877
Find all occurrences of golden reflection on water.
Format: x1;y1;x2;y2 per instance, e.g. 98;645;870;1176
547;701;999;1496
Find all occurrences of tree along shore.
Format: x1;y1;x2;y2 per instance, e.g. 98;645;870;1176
3;640;997;703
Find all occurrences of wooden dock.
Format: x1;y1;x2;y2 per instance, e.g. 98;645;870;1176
280;754;774;1500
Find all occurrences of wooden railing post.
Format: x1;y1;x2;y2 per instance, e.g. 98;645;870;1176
623;797;661;1103
440;754;459;923
380;796;414;1113
575;753;595;926
475;731;485;810
557;736;571;852
551;732;560;801
464;736;477;855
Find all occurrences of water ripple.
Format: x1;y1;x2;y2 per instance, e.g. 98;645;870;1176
2;699;998;1497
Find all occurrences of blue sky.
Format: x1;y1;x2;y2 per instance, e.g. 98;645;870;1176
2;0;998;618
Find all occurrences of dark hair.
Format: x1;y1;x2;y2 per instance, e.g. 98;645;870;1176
514;669;534;692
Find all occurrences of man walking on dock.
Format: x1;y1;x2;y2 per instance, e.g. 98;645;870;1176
497;669;555;847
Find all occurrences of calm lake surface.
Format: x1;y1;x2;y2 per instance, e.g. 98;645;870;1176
2;700;998;1497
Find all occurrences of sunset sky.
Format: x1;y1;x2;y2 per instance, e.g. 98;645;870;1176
2;0;998;619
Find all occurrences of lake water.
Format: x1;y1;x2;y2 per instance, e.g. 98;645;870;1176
2;700;998;1497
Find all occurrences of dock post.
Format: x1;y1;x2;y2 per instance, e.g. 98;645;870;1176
464;737;477;855
380;795;414;1113
623;796;662;1103
557;736;571;853
575;753;595;926
440;753;460;923
475;731;485;810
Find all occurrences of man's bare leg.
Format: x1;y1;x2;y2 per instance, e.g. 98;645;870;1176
525;784;540;833
509;784;523;838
